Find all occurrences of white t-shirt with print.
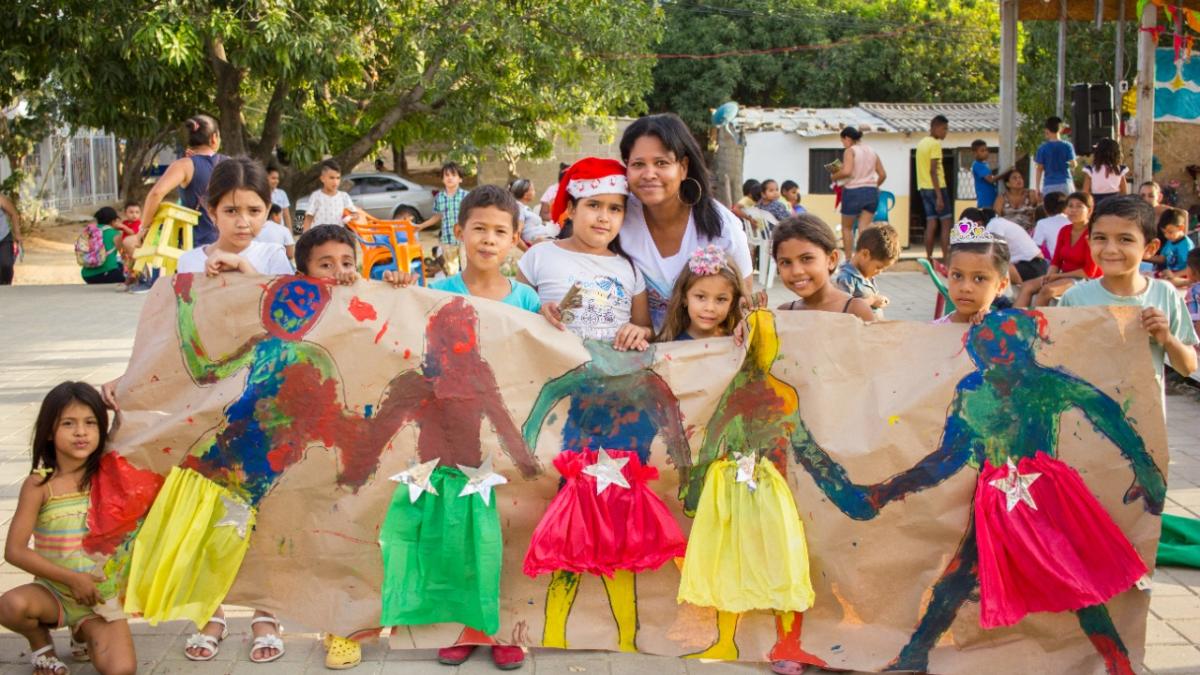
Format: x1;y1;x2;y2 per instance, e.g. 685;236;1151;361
177;241;294;275
255;221;295;249
985;216;1042;263
1032;214;1071;258
519;241;645;342
305;190;356;226
619;196;753;330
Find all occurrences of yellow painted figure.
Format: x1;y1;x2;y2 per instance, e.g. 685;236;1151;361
678;309;873;666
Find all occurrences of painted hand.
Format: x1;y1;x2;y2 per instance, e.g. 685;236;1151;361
1124;477;1165;515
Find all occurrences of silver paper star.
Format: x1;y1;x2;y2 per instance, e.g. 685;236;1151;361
583;448;630;495
458;454;507;506
988;458;1041;512
733;452;758;492
215;494;252;538
389;458;441;503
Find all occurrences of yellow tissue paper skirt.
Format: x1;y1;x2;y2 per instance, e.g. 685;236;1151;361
124;467;255;626
677;456;814;613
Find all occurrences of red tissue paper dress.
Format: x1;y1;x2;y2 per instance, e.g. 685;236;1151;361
523;449;686;578
974;451;1148;628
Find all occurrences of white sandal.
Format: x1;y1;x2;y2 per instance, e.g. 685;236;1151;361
31;645;67;674
70;634;90;662
184;616;229;661
249;615;285;664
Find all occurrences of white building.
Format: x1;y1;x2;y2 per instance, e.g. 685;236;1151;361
718;103;1011;249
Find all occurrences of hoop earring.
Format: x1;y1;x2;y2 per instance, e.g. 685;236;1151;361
677;177;703;207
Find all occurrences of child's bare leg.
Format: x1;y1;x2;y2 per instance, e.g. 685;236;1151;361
1014;283;1038;308
185;606;226;659
0;584;60;653
77;617;135;675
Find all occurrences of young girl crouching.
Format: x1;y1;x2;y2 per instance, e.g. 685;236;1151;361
0;382;136;675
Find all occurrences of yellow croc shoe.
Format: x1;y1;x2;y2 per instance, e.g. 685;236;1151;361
324;634;362;670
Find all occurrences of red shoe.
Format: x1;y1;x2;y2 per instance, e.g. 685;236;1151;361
437;644;476;665
491;645;525;670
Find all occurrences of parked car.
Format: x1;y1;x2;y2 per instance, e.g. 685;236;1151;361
295;172;436;222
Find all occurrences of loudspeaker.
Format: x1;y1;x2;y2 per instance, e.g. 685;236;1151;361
1071;84;1093;155
1071;82;1116;155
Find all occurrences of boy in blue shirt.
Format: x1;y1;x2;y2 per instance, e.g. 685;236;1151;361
1034;116;1076;196
1060;196;1197;384
970;139;997;209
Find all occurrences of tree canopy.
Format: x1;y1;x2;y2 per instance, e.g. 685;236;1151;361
646;0;1001;136
1;0;662;196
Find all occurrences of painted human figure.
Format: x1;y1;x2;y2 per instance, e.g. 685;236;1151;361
678;309;874;668
86;274;351;556
284;295;541;635
869;310;1163;674
273;294;541;483
522;341;691;652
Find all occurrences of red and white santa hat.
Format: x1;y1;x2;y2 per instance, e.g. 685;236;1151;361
550;157;629;223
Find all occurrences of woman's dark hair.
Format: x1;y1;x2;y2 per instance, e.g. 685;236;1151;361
207;156;272;210
93;206;119;226
620;113;723;239
508;178;533;201
840;126;863;142
1067;191;1095;212
184;115;219;148
1090;194;1157;243
295;224;358;274
772;214;839;258
999;168;1027;188
31;382;107;489
1091;138;1123;177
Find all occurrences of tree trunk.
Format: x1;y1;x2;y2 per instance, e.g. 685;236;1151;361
393;144;406;175
207;37;248;156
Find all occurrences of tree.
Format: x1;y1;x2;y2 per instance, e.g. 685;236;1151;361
647;0;1001;136
4;0;663;199
1016;20;1138;156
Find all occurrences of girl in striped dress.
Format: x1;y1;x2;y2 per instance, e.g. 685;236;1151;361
0;382;135;675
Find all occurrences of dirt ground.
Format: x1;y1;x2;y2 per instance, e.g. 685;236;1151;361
10;222;90;285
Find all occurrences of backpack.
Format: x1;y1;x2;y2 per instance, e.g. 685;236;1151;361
75;223;110;268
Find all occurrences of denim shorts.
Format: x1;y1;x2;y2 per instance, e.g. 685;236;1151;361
919;188;952;219
840;186;879;216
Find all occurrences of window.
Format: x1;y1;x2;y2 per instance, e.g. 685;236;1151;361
350;176;395;195
808;149;841;195
956;146;997;201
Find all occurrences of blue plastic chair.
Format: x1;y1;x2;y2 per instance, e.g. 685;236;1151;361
874;190;896;222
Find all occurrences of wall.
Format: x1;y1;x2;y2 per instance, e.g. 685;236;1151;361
1150;122;1200;210
475;118;636;200
740;129;1000;249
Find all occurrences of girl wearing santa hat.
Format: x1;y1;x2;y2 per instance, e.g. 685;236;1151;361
516;157;653;351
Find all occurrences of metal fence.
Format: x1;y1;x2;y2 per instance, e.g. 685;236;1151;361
0;128;119;210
